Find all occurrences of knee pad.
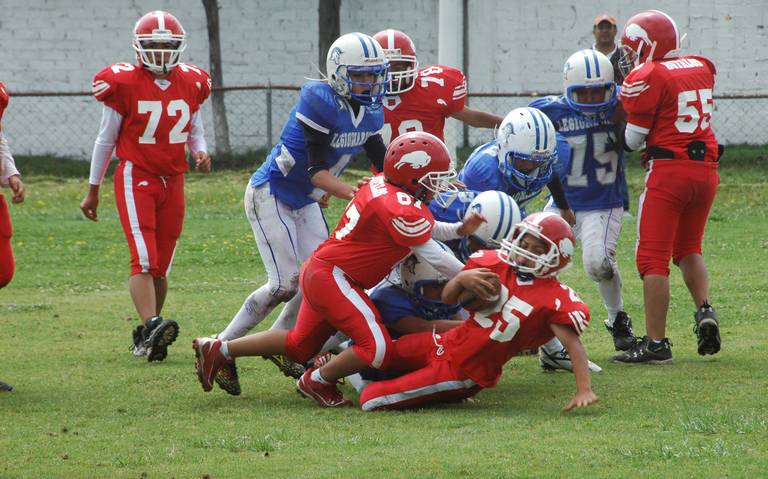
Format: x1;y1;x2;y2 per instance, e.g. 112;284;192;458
268;275;299;303
584;253;615;282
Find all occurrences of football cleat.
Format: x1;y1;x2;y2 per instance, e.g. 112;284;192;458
129;325;147;357
539;347;603;373
604;311;637;351
0;381;12;392
263;355;305;379
214;358;242;396
193;337;227;392
612;336;672;364
296;368;352;408
694;303;721;355
143;316;179;362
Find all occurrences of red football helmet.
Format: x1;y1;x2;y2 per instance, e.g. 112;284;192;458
499;212;575;278
383;131;457;206
132;11;187;74
373;29;419;94
619;10;681;76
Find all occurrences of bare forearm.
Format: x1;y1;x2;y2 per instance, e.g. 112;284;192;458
310;170;356;200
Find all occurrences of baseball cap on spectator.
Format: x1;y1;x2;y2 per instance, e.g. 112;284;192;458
593;14;617;26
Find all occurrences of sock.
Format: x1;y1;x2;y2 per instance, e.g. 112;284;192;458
268;293;302;331
598;275;624;325
219;286;279;340
541;337;564;354
219;341;232;360
346;373;370;394
311;368;330;385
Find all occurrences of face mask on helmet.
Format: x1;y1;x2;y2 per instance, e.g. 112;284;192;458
132;11;187;75
563;49;616;115
373;29;419;95
498;214;575;278
400;244;461;319
496;107;557;193
417;169;459;207
326;33;390;106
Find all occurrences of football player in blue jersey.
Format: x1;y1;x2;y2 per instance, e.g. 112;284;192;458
529;49;636;352
209;33;390;395
457;107;603;373
459;107;575;226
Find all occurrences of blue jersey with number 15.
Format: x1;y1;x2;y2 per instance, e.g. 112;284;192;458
251;81;384;210
529;95;623;211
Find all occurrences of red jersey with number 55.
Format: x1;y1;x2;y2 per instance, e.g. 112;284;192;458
314;175;435;288
381;65;467;144
0;81;9;124
91;62;211;176
620;56;718;162
444;250;590;388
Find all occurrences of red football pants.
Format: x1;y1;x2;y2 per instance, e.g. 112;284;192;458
0;195;14;288
284;256;393;369
636;160;719;277
114;160;185;278
359;332;483;411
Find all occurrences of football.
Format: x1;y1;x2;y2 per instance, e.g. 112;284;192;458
457;280;502;312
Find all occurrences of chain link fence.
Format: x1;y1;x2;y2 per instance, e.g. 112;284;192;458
4;87;766;159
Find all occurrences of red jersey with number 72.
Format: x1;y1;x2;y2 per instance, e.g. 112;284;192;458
380;65;467;144
620;56;718;162
443;250;591;388
314;175;435;288
91;62;211;176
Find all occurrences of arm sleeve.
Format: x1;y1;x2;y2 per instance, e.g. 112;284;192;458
624;123;648;151
0;131;19;186
363;133;386;173
431;221;462;241
546;172;570;209
88;105;123;186
186;111;207;154
300;120;332;177
410;239;465;278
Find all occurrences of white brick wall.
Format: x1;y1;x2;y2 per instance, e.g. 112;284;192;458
0;0;764;155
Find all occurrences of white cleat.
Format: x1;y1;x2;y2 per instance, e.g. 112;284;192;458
539;348;603;373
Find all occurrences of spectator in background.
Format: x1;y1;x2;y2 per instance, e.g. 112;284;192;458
1;80;27;393
592;14;631;215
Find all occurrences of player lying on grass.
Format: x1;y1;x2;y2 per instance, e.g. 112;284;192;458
359;212;599;412
193;131;499;407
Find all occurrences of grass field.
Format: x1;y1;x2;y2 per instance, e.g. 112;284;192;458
1;150;767;478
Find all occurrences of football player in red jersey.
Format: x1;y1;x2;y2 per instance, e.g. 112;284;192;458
0;81;26;292
359;212;599;412
1;81;26;393
193;132;499;407
613;10;721;364
79;11;212;362
372;29;503;146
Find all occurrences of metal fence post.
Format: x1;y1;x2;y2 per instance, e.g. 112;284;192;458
266;82;273;149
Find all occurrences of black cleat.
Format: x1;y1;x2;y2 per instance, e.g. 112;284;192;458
604;311;637;351
214;358;242;396
263;354;305;379
0;381;12;392
613;336;672;364
694;303;721;355
129;325;147;357
143;316;179;362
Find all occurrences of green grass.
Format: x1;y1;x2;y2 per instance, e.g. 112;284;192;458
1;148;767;478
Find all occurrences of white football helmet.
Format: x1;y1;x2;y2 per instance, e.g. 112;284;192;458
464;190;521;248
496;107;557;192
563;49;616;114
326;33;389;106
400;241;461;319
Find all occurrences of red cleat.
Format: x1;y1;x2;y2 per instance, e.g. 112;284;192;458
193;337;227;392
296;368;352;408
